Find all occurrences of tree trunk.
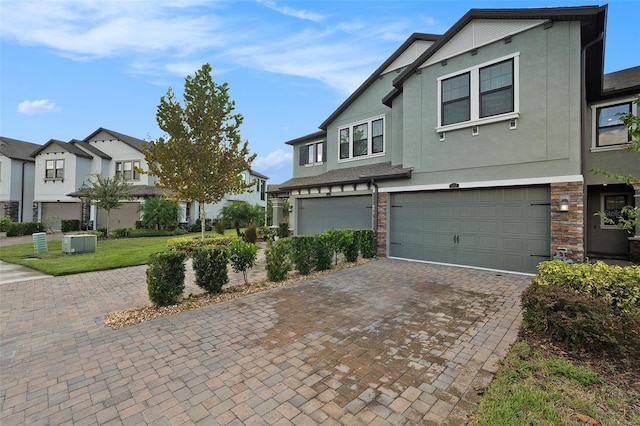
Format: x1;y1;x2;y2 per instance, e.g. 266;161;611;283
200;201;206;239
106;210;111;237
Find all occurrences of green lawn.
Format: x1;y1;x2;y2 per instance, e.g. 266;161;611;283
0;236;177;276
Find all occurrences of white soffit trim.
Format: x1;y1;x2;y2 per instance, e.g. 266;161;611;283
380;175;584;193
383;40;435;75
422;19;545;68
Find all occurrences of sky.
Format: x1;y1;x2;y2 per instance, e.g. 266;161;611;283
1;0;638;184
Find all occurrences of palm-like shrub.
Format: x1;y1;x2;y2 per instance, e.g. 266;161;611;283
139;196;181;230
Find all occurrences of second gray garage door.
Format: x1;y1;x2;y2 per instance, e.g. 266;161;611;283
297;195;372;235
388;186;550;273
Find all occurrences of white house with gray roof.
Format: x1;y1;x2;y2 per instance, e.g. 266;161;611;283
0;137;40;222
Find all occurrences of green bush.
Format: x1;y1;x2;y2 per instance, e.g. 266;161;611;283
521;284;640;360
278;222;289;238
6;221;45;237
147;251;186;306
257;226;270;241
265;239;291;282
109;227;130;238
337;229;359;262
61;219;80;232
229;239;258;285
0;216;12;232
167;234;233;254
290;235;315;275
359;229;376;258
214;221;225;235
192;246;229;294
313;233;333;271
532;261;640;313
244;223;258;244
97;228;108;238
127;228;187;238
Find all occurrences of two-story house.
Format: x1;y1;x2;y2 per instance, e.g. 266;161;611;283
28;127;268;231
0;137;40;222
278;5;639;274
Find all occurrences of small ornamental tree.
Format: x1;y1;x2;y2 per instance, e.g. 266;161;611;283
144;63;256;239
77;173;132;236
229;239;258;285
139;195;181;230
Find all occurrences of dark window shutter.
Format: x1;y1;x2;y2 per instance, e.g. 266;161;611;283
322;140;327;162
299;145;307;165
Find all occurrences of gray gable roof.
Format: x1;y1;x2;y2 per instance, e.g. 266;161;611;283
31;139;93;159
383;6;606;106
82;127;147;152
279;162;411;191
319;33;441;130
0;137;40;162
70;139;112;160
249;169;270;180
602;66;640;97
285;130;326;146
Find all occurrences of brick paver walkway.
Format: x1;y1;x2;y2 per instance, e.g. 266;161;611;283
1;257;531;425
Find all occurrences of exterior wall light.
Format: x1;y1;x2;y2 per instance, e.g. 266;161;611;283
559;195;570;212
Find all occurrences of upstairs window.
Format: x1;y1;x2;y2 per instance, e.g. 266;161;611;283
595;102;631;148
438;54;519;130
115;160;140;181
299;141;326;166
338;116;385;161
45;159;64;180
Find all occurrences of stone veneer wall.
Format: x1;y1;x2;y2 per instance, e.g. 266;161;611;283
550;181;585;263
376;192;388;257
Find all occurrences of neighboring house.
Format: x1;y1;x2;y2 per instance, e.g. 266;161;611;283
181;169;270;227
28;127;268;230
0;137;40;222
278;5;639;274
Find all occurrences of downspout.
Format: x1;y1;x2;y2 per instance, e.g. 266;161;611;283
370;179;379;247
20;161;26;222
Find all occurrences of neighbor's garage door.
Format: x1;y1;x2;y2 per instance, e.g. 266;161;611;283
297;195;372;235
389;186;550;273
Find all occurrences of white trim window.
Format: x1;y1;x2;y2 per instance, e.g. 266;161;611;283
591;100;634;151
338;116;385;161
437;53;519;131
300;141;326;166
45;159;64;180
115;160;140;181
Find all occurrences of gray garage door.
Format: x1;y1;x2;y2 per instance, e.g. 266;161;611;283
42;202;82;231
389;186;550;273
297;195;372;235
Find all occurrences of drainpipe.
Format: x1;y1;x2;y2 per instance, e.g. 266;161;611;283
20;161;26;222
370;178;379;241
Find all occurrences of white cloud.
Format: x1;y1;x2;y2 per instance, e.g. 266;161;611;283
253;149;293;170
17;100;60;114
257;0;325;22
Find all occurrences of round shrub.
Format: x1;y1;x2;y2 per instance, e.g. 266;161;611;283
193;246;229;294
265;239;291;282
147;251;186;306
229;239;258;285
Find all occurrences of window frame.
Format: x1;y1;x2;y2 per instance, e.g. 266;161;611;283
45;159;64;180
436;53;519;132
599;192;631;229
300;140;326;166
591;99;635;152
115;160;141;181
337;115;386;162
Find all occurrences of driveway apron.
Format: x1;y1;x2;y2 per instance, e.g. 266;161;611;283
0;259;531;425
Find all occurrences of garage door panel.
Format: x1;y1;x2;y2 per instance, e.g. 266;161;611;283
298;195;371;235
389;186;550;273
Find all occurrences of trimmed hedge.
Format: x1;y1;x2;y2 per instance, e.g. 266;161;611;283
290;235;315;275
521;284;640;360
313;233;333;271
61;219;80;232
167;234;234;254
6;222;45;237
359;229;376;258
147;251;186;306
192;246;229;294
265;239;291;282
532;261;640;313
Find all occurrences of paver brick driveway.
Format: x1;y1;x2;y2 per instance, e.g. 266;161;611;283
1;258;531;425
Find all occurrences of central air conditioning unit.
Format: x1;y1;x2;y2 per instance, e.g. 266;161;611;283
62;234;97;254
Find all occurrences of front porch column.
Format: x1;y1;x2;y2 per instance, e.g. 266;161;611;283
629;184;640;262
376;192;388;257
271;197;284;227
550;182;585;263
